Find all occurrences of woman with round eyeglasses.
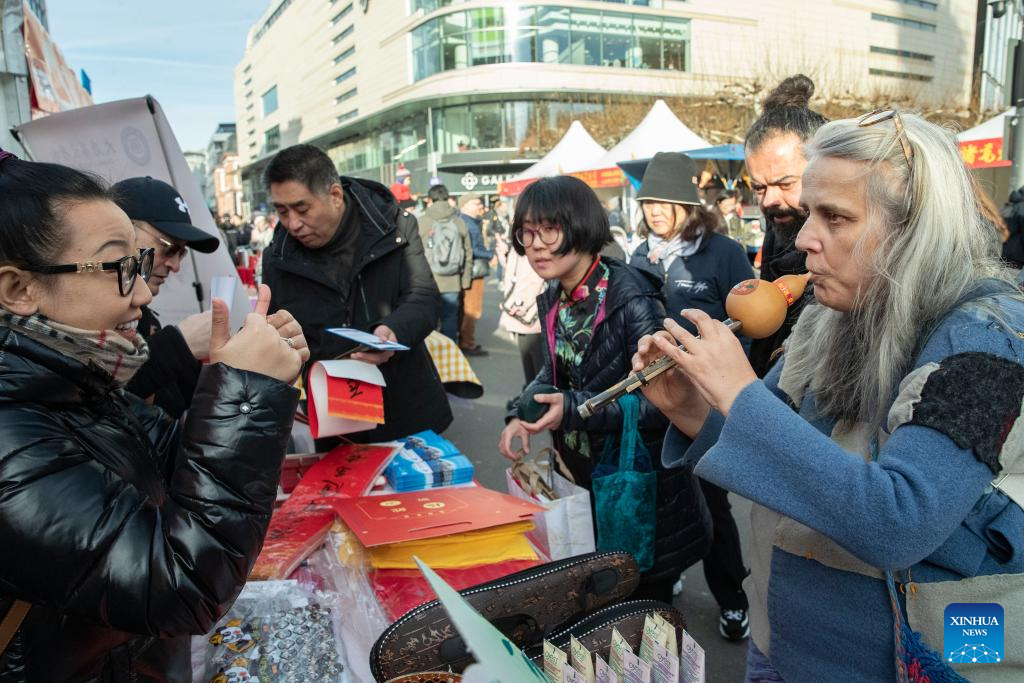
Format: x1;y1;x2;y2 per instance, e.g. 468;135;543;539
0;154;310;681
498;175;711;602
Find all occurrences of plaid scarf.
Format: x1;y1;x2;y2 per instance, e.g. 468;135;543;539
0;309;149;386
646;232;703;271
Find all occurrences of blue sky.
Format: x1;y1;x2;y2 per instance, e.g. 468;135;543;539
45;0;267;151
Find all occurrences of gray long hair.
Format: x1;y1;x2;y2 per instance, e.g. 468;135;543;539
784;112;1017;427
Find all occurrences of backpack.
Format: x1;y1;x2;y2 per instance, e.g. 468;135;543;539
425;216;465;276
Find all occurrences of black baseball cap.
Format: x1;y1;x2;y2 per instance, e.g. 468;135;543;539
112;176;220;253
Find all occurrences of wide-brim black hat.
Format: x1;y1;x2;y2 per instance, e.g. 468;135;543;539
112;176;220;253
636;152;701;206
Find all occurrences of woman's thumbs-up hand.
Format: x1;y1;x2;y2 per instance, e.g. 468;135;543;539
209;284;307;383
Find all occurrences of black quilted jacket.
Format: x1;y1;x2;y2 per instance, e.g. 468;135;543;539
0;327;298;682
509;257;712;583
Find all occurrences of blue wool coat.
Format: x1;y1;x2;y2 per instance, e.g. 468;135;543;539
664;285;1024;682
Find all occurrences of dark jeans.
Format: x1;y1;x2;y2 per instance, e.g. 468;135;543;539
700;479;750;610
745;641;785;682
439;291;461;343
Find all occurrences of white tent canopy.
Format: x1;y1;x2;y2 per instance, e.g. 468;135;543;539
513;120;606;179
958;109;1011;143
583;99;710;171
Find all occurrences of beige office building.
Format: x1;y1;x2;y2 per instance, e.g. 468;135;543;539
235;0;977;206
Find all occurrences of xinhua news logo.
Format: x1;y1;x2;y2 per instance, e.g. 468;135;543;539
944;603;1004;664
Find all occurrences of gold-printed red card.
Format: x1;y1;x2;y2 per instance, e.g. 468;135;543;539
333;487;544;547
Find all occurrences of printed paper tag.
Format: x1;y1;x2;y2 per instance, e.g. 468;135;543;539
595;654;618;683
680;631;705;683
609;628;630;678
570;635;596;683
622;651;651;683
651;642;680;683
544;640;568;683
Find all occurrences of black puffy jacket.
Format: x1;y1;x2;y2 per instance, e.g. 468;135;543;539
509;257;712;583
262;176;452;443
0;327;298;682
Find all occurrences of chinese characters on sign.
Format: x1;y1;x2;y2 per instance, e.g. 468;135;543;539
959;137;1010;169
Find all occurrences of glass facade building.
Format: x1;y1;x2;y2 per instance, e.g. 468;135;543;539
411;5;689;81
324;99;610;175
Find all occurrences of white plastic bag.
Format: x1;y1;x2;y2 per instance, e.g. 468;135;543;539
506;450;595;561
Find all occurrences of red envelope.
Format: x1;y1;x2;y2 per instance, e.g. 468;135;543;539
326;375;384;423
251;443;400;578
307;360;386;438
298;442;400;501
250;505;335;580
332;487;545;547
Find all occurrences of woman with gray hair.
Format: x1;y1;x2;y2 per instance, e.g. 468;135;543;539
636;110;1024;682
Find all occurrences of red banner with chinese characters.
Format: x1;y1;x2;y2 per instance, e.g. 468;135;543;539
959;137;1011;169
569;167;625;189
498;177;538;197
326;375;384;424
22;2;93;117
498;166;625;196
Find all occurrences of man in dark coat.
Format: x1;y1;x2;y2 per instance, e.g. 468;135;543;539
261;144;451;443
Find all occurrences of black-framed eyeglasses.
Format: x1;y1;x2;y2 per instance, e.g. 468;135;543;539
514;224;562;247
24;248;155;297
858;109;914;169
135;223;188;260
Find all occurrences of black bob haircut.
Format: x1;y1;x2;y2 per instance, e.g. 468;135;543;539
511;176;610;257
263;143;339;195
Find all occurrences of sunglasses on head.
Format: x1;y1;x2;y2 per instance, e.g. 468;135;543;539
24;248;155;297
857;109;914;169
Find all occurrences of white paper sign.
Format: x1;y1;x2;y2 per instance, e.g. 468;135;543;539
680;631;705;683
210;276;237;313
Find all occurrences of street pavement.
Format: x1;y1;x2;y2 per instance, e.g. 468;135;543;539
444;281;751;682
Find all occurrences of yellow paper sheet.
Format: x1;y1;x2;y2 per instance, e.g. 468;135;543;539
368;521;538;569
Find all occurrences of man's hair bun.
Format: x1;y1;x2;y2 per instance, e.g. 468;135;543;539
745;74;828;151
762;74;815;111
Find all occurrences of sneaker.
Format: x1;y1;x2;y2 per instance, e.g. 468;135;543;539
719;609;750;641
671;574;685;597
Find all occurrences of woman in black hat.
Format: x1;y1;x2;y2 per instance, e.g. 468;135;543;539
630;151;756;640
499;175;712;601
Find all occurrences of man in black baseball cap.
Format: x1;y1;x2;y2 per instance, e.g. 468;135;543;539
113;176;220;417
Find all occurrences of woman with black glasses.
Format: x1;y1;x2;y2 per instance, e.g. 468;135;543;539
498;176;711;601
0;154;308;681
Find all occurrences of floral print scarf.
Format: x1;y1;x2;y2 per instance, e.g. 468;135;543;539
547;257;609;459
